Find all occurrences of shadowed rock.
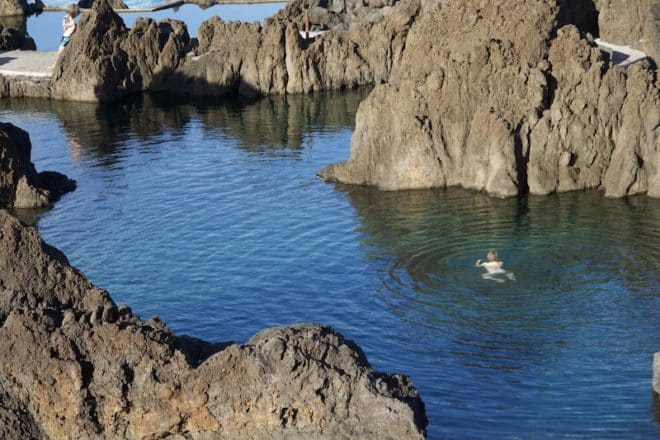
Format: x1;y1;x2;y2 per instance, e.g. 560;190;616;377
0;210;426;438
51;0;190;102
0;122;75;209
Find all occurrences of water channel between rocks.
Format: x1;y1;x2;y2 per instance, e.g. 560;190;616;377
2;88;659;439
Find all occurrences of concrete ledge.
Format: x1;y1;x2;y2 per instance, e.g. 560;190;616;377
0;50;57;79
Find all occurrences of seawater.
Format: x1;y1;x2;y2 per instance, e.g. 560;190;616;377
1;91;659;439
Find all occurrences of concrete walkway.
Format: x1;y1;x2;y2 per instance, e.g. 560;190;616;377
0;50;58;78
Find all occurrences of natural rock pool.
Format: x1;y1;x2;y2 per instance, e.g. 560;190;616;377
2;90;659;438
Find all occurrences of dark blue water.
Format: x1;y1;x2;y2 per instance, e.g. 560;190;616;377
1;92;659;439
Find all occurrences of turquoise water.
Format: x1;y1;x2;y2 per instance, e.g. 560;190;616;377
1;91;659;438
23;4;285;51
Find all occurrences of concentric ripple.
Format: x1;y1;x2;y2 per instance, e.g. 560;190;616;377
1;91;659;439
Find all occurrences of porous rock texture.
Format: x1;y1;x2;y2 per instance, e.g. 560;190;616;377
320;0;660;198
0;122;75;209
596;0;653;44
51;0;191;102
46;0;421;101
0;208;426;438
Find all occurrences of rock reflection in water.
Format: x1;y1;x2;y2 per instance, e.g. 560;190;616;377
0;88;371;167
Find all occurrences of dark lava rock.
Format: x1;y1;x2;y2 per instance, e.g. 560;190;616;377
0;208;426;438
319;0;660;198
0;122;75;209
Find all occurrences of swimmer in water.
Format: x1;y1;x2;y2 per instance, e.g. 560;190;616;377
476;250;515;282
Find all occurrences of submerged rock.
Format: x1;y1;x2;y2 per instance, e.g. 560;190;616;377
320;0;660;198
0;122;75;209
0;207;426;438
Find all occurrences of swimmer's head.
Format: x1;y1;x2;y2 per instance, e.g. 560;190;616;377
487;250;498;262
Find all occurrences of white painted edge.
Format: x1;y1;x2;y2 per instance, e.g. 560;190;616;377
595;38;647;67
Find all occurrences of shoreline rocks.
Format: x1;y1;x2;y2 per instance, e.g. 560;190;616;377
0;122;75;209
319;0;660;198
0;119;426;437
0;205;427;438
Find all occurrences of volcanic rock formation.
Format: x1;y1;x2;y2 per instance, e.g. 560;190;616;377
0;119;426;437
0;208;426;438
0;122;75;209
47;0;421;101
319;0;660;198
51;0;191;102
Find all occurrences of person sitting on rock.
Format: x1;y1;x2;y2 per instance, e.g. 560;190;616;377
49;12;76;69
476;250;515;282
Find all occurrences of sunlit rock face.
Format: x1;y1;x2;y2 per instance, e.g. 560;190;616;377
320;0;659;199
0;191;426;438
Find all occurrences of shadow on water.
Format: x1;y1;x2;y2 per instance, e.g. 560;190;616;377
0;87;370;168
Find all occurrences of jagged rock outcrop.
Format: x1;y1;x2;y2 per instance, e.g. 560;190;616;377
153;0;420;98
320;0;558;196
528;27;659;197
46;0;420;101
320;0;660;198
51;0;190;102
0;0;42;16
77;0;129;9
0;122;75;209
0;207;426;438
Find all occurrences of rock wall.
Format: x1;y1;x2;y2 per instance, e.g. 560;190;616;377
528;28;659;197
596;0;654;44
320;0;558;196
0;206;426;438
0;122;75;209
0;0;26;16
44;0;420;101
320;0;660;198
51;0;190;102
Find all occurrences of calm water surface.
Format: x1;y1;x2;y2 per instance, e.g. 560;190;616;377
1;91;659;439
